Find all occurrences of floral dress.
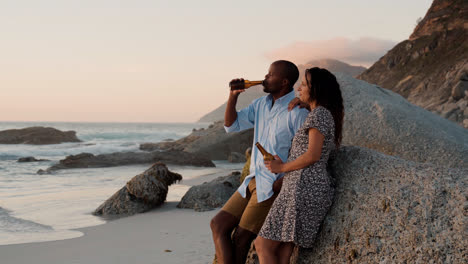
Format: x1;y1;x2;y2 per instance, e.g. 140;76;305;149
258;106;335;248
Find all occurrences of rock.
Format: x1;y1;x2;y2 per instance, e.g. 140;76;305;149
337;72;468;168
228;152;246;163
358;0;468;126
17;157;49;162
0;127;81;145
240;148;252;183
177;172;241;212
36;169;48;175
296;146;467;263
451;79;468;100
93;163;182;217
140;121;254;161
245;146;467;264
185;73;468;167
37;150;215;174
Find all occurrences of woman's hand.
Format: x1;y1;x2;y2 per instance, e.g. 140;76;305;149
264;155;284;173
288;97;310;111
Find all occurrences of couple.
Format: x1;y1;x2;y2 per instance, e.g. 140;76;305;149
210;60;344;264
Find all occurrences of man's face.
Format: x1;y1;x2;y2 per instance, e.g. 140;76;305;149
263;63;285;94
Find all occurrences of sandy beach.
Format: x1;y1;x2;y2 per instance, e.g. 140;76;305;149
0;171;226;264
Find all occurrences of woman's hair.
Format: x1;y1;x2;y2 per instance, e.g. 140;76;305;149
305;67;344;147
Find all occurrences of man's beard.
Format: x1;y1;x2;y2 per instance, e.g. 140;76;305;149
263;84;274;93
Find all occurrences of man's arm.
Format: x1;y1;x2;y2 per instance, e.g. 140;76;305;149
224;91;242;127
224;80;257;133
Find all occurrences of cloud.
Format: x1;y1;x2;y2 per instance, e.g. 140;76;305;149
265;37;396;67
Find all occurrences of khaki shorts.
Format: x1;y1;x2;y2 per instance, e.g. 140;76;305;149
221;177;277;234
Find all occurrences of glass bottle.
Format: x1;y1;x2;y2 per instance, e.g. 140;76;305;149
229;80;263;91
255;142;275;161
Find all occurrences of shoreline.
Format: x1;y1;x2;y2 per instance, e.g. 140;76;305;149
0;167;237;263
0;202;219;264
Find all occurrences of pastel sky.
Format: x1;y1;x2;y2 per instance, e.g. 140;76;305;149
0;0;432;123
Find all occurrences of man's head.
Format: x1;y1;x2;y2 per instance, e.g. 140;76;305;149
263;60;299;94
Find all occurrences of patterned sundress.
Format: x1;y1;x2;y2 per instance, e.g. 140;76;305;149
258;106;335;248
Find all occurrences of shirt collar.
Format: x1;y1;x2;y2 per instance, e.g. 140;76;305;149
266;90;295;106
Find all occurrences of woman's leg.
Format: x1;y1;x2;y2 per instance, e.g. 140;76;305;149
254;236;282;264
277;242;295;264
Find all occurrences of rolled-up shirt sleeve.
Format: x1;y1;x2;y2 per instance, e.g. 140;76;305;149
224;102;256;133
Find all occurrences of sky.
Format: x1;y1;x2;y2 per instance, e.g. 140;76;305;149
0;0;433;123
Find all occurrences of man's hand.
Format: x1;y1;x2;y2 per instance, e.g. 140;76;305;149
225;78;245;127
288;97;310;111
229;78;246;97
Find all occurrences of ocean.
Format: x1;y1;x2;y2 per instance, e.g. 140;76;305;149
0;122;242;245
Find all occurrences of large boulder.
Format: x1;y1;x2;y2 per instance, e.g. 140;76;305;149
140;121;254;160
37;150;215;174
338;72;468;168
358;0;468;127
93;163;182;217
246;146;467;264
165;73;468;168
0;127;81;145
177;171;241;212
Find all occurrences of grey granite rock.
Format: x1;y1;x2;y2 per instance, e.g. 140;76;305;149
245;146;467;264
153;74;468;168
93;163;182;217
0;127;81;145
17;157;49;162
140;121;254;161
338;72;468;168
37;150;215;174
177;172;241;212
228;152;246;163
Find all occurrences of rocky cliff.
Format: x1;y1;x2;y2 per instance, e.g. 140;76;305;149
358;0;468;127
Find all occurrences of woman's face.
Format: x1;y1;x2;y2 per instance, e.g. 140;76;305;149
297;73;311;103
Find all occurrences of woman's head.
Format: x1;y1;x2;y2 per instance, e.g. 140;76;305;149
298;67;344;147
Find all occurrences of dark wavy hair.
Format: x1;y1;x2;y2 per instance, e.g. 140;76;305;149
305;67;344;148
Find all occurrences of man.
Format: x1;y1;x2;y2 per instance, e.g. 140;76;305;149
210;60;309;264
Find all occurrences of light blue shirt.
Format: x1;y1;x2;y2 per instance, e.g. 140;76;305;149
224;90;309;202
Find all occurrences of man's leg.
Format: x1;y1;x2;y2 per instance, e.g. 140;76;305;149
233;178;279;264
232;226;257;264
210;211;239;264
211;190;250;264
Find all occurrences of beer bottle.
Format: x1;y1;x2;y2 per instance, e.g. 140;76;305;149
255;142;275;161
230;80;264;91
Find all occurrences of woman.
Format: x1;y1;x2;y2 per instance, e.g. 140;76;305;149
254;67;344;264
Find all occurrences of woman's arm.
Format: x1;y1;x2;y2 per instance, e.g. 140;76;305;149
265;128;324;173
